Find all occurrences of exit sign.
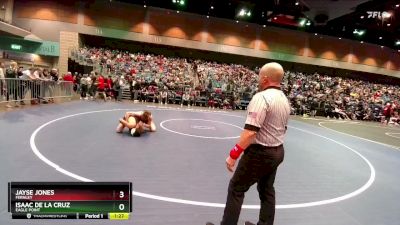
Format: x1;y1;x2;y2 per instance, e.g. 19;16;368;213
11;44;22;50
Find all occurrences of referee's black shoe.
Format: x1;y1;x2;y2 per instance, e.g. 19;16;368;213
244;222;256;225
206;222;255;225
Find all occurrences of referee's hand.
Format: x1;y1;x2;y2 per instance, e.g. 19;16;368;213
225;156;236;172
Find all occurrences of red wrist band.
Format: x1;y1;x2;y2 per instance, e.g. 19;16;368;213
229;144;244;160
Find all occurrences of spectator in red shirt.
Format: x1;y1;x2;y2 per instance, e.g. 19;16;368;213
63;72;73;82
98;74;105;91
130;68;136;76
95;74;107;101
61;72;74;97
374;91;382;100
106;76;113;99
73;74;82;93
382;103;393;125
107;76;113;89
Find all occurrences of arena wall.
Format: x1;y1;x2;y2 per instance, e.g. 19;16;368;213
11;0;400;77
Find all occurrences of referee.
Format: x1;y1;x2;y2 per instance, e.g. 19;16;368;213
219;62;290;225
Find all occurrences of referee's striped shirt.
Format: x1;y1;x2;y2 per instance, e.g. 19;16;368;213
244;87;290;147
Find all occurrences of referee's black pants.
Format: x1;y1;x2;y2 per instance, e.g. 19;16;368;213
221;144;284;225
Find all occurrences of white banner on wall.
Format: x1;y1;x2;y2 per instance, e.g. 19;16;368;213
3;51;34;62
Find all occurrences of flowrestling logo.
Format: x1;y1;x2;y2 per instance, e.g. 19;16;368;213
367;11;391;19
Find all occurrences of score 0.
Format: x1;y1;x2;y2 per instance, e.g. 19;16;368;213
118;190;127;211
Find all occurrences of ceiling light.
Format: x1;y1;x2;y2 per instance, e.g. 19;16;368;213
314;33;317;36
177;10;180;13
298;18;311;27
206;15;209;18
360;41;364;43
379;36;383;39
295;2;299;6
237;8;251;17
172;0;185;5
339;37;342;40
360;15;364;19
238;9;246;17
381;46;384;48
263;25;266;28
144;4;146;7
299;19;306;26
210;6;214;9
273;17;277;20
387;23;391;26
236;20;239;23
353;29;365;36
396;4;399;8
395;40;400;46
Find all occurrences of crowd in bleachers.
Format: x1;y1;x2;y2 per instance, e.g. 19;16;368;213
284;72;399;124
74;47;258;93
70;47;400;125
72;47;258;109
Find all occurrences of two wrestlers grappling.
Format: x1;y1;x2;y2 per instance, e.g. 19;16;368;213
116;110;156;136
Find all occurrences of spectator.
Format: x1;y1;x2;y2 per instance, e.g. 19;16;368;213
117;75;124;102
113;76;121;101
95;74;107;101
0;62;5;102
63;72;73;82
181;92;191;107
80;74;89;100
160;88;168;104
382;103;393;125
62;72;74;97
88;73;97;100
106;75;113;100
17;66;26;105
41;69;53;104
5;62;19;108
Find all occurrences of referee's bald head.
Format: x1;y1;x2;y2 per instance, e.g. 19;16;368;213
259;62;284;89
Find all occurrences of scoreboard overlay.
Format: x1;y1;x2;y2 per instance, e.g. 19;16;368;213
8;182;132;220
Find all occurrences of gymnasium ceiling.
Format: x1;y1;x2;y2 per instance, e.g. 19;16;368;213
114;0;400;50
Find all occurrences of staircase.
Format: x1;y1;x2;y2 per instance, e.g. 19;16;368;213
121;88;131;100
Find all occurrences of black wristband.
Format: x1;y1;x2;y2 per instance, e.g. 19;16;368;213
244;124;260;132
